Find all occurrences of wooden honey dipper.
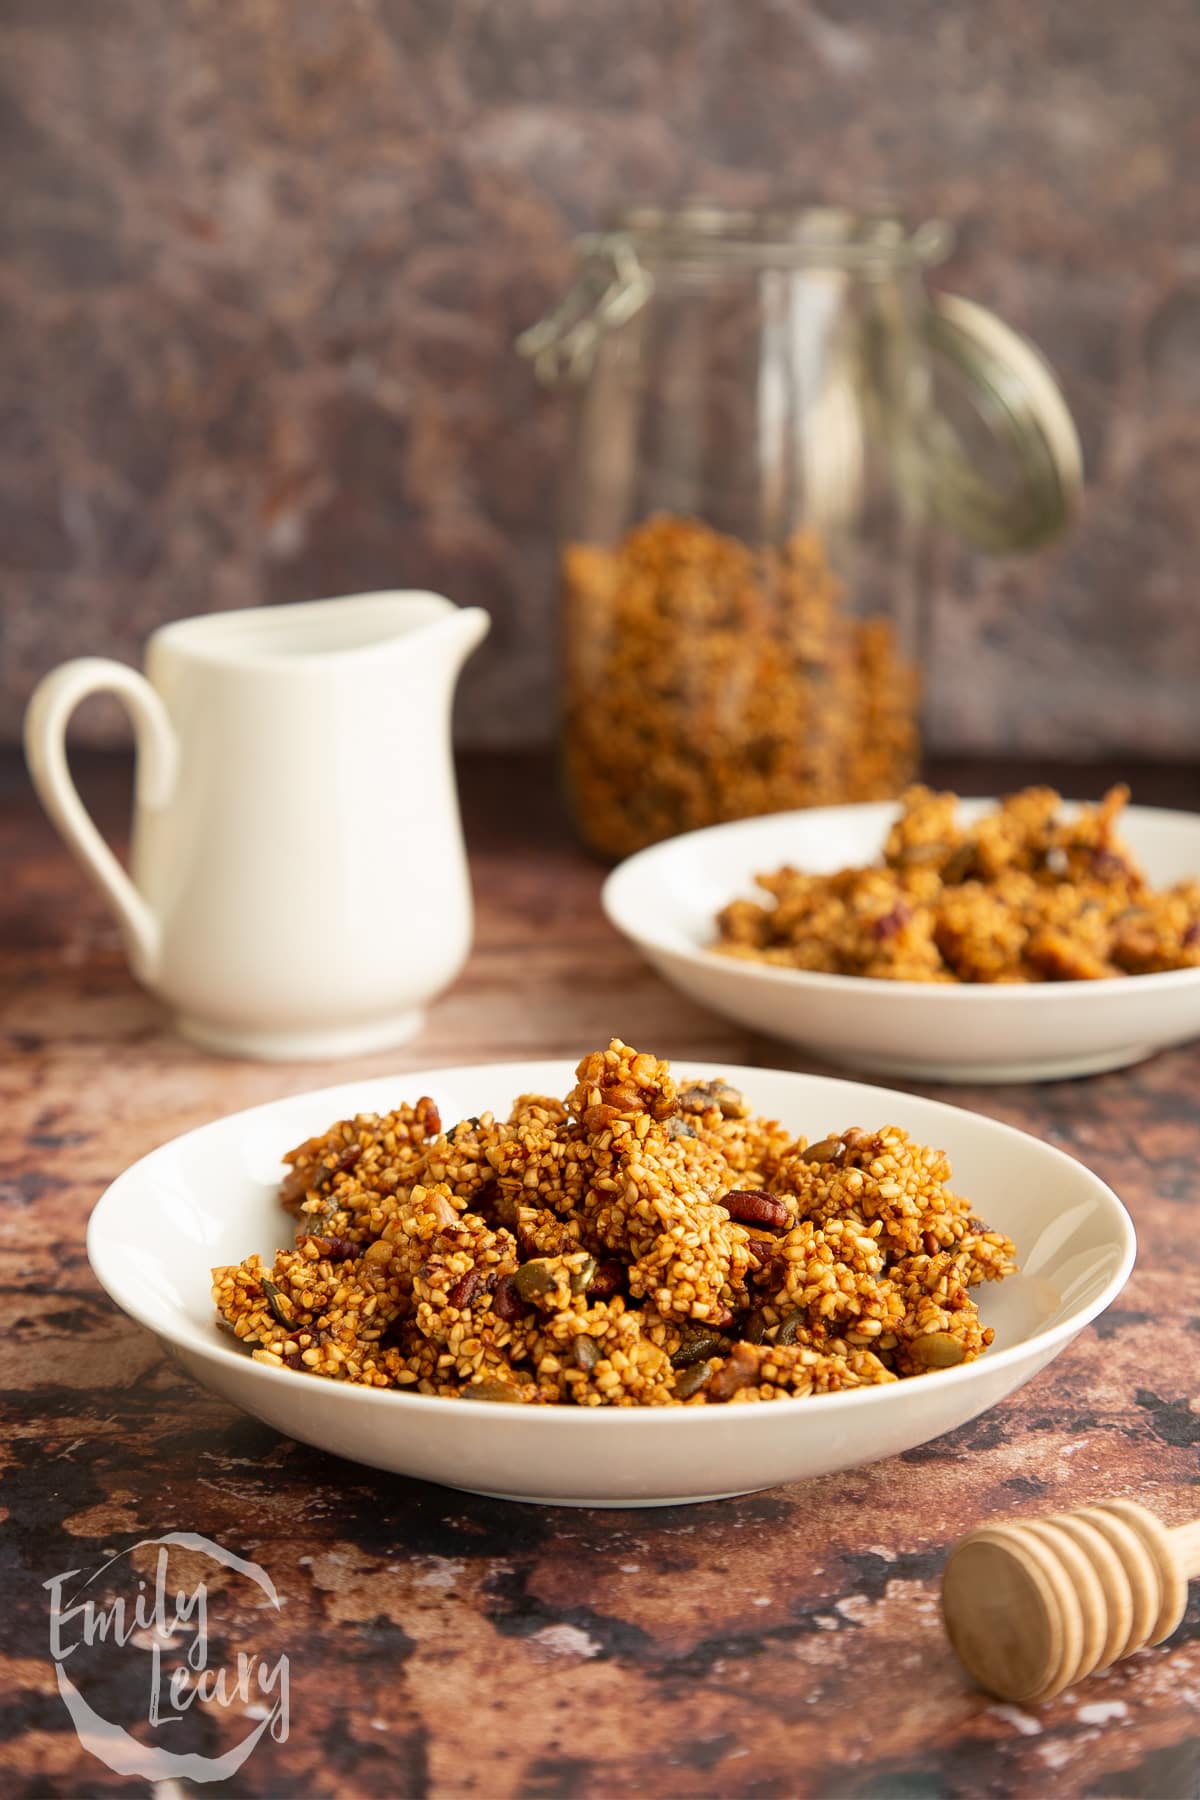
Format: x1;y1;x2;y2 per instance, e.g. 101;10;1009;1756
941;1500;1200;1705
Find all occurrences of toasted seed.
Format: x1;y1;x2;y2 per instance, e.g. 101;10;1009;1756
574;1335;601;1371
512;1260;556;1301
670;1333;724;1370
911;1331;966;1368
776;1309;806;1345
741;1308;767;1345
673;1359;714;1400
216;1317;260;1351
570;1257;597;1296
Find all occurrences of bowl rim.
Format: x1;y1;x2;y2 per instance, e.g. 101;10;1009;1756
601;798;1200;1004
87;1057;1137;1429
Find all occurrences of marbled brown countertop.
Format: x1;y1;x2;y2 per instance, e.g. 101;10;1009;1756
1;754;1198;1799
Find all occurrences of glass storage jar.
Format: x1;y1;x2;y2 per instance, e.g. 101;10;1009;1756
520;204;1081;860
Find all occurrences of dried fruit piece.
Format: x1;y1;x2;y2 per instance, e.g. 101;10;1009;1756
587;1259;626;1300
707;1343;759;1401
298;1234;357;1263
492;1274;529;1322
870;901;912;942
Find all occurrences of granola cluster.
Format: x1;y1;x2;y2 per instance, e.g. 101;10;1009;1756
212;1040;1015;1406
562;514;919;858
715;784;1200;983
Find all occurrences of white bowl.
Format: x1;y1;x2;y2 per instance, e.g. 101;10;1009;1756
87;1059;1134;1507
603;800;1200;1083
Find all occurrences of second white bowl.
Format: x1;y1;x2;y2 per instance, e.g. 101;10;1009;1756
602;800;1200;1082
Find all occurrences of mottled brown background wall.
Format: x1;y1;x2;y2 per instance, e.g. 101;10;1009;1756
2;0;1199;755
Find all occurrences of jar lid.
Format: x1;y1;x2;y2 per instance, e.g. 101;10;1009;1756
518;205;1082;553
607;201;953;270
921;293;1083;551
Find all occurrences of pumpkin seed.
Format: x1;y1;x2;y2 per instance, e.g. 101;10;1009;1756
804;1136;847;1167
670;1332;723;1370
665;1114;698;1140
940;844;976;884
512;1260;556;1301
469;1378;524;1403
570;1257;597;1296
673;1359;714;1400
261;1279;294;1329
776;1309;806;1345
911;1331;966;1368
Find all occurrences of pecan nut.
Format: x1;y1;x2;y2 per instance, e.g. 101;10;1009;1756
447;1269;483;1310
719;1189;790;1231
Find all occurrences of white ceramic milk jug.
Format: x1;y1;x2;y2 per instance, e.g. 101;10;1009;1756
24;591;489;1059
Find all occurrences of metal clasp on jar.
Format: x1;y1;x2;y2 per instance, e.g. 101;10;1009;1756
516;233;654;385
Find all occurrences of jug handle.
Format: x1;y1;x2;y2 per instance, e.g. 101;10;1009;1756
24;658;177;982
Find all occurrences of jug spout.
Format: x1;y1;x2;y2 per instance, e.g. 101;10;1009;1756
438;605;491;677
407;601;490;722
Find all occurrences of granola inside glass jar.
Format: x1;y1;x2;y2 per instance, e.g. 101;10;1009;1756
521;205;1081;859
